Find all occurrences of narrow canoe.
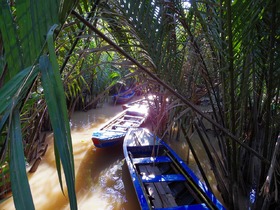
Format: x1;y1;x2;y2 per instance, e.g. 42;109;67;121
92;108;148;148
112;89;135;104
123;128;226;210
122;98;149;110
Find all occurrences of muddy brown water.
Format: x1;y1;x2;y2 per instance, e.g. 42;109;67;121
0;99;222;209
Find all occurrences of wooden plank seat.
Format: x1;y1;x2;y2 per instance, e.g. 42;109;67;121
127;145;165;157
112;124;140;129
141;174;186;183
116;119;142;124
111;127;129;132
124;114;145;119
132;156;172;165
127;145;164;151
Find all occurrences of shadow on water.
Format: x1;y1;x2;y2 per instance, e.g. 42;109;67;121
74;143;140;210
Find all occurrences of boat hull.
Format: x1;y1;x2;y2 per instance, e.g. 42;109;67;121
113;90;135;104
123;128;225;210
91;108;148;148
92;130;126;148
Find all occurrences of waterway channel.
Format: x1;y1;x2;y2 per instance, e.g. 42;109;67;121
0;97;221;209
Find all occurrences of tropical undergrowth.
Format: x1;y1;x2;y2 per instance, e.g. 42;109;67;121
0;0;279;210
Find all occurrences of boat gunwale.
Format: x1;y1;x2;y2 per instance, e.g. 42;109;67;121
123;128;225;210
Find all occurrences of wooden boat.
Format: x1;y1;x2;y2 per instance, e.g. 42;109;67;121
91;108;148;148
123;128;226;210
112;89;135;104
122;98;149;110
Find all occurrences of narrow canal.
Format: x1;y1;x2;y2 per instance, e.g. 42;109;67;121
0;98;222;209
1;101;140;210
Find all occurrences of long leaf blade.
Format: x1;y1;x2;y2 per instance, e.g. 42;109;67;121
9;108;35;210
39;54;77;210
39;25;77;210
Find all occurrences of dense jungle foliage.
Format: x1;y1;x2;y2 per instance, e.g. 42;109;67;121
0;0;279;209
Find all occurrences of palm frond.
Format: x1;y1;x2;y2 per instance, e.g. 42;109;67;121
9;109;34;210
38;24;76;209
0;0;79;209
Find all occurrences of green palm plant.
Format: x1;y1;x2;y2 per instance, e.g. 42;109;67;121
1;0;278;209
73;0;279;209
0;1;138;208
0;1;79;209
189;1;280;209
56;4;135;113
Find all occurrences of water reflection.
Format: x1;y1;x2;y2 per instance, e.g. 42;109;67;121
0;102;140;210
68;144;140;210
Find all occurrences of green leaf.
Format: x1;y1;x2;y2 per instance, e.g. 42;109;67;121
59;0;79;23
0;1;24;79
39;25;77;210
9;108;35;210
0;67;39;115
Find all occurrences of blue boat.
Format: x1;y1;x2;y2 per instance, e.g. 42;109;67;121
123;128;226;210
112;89;135;104
91;108;148;148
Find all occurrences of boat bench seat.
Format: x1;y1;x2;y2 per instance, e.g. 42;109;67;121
116;119;141;124
155;203;208;210
112;124;138;129
124;114;144;119
132;156;172;164
142;174;186;183
128;141;162;148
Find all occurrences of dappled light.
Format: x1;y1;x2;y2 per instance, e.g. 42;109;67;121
0;0;279;209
